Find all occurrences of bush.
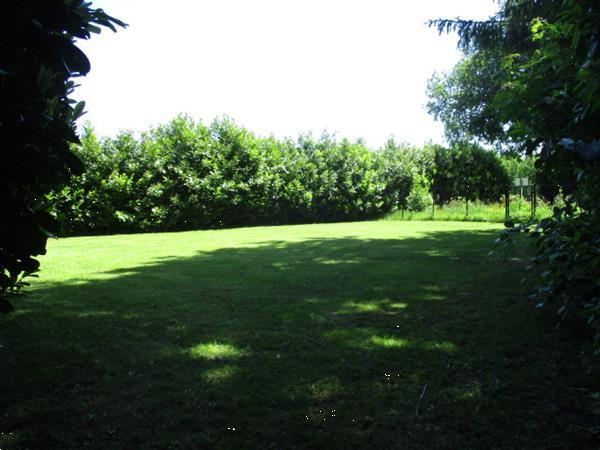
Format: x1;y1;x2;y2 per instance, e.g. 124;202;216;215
0;1;124;311
430;143;511;205
407;185;433;212
502;214;599;340
49;118;415;235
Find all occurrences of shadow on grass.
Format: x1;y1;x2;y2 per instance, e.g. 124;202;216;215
1;229;597;449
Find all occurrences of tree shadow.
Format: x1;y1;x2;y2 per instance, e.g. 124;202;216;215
1;229;596;449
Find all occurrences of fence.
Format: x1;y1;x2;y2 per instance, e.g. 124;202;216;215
505;178;539;220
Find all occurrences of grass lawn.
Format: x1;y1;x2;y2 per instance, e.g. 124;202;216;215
385;198;553;223
1;221;597;449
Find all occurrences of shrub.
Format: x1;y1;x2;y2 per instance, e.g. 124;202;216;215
0;1;124;311
407;186;433;212
430;143;510;206
48;118;415;234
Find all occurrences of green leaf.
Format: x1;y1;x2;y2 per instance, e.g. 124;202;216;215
72;101;86;120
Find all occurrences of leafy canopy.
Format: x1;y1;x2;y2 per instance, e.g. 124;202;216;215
429;0;600;338
0;0;125;311
49;117;416;234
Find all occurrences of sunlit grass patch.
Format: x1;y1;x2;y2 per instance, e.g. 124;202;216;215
314;257;363;265
385;198;553;223
322;327;378;348
390;302;408;309
369;335;410;348
202;365;240;384
340;301;382;313
189;342;245;360
338;300;408;314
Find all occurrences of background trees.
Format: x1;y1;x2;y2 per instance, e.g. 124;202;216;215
430;143;510;207
49;117;418;234
429;0;600;337
0;1;124;310
46;115;519;237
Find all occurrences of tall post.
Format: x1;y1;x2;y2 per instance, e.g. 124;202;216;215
505;192;510;220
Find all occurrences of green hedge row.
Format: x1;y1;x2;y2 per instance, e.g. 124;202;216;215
48;117;415;235
48;116;514;236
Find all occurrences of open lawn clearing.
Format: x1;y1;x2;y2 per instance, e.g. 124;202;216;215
1;221;597;449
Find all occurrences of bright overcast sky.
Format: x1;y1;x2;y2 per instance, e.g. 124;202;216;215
76;0;499;148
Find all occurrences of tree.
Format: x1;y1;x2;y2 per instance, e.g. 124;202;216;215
426;1;563;152
429;0;600;337
429;143;510;206
0;1;125;311
427;54;510;150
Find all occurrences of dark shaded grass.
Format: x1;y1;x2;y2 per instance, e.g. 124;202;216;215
1;227;598;449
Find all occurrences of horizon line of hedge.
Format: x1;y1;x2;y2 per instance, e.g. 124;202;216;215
48;115;516;236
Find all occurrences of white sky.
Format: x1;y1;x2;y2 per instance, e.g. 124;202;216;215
76;0;499;148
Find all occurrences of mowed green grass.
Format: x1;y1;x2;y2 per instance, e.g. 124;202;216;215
1;221;597;449
385;198;553;223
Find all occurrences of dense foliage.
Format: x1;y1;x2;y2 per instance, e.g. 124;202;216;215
49;117;416;235
0;1;124;311
500;157;535;185
429;0;600;338
48;116;517;237
430;143;511;206
381;139;436;212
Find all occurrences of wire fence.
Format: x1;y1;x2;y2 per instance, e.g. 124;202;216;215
388;182;553;223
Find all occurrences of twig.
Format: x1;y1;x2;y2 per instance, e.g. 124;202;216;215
415;384;428;417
